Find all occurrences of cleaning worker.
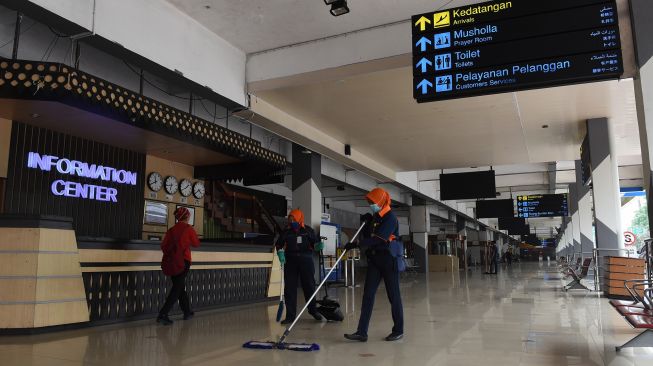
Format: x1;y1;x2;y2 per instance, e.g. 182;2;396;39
344;188;404;342
276;209;325;324
158;207;200;325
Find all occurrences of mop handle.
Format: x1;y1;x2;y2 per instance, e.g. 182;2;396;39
278;222;367;344
280;264;284;301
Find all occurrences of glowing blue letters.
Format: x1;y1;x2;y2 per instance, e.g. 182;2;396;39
27;152;137;203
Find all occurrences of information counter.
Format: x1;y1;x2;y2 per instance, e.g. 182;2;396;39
0;215;274;333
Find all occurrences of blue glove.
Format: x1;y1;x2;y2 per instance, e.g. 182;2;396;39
314;241;325;252
277;250;286;266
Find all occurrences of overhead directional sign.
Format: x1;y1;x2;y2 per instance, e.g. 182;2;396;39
516;194;568;218
411;0;623;103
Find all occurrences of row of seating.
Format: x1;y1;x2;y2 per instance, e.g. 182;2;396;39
609;280;653;351
559;257;592;291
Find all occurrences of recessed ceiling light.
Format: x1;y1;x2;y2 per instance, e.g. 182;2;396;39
204;5;211;9
30;113;40;118
542;124;549;129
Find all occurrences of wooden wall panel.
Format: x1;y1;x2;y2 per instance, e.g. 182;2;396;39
4;122;145;239
0;304;35;328
0;226;89;329
0;118;10;178
144;155;205;237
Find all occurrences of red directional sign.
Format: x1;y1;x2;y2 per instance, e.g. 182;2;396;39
624;231;637;246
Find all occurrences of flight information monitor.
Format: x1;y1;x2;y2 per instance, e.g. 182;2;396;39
476;199;514;218
411;0;623;103
516;194;569;218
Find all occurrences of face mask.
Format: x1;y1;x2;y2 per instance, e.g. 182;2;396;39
290;222;300;230
370;204;381;214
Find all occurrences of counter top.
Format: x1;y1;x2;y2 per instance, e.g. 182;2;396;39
76;237;273;253
0;214;73;229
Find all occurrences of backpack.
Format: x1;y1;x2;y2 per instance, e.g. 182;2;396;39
389;240;406;272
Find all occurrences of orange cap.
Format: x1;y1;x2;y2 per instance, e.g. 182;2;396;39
288;209;305;227
366;188;391;217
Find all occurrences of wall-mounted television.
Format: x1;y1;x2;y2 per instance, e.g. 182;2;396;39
498;217;529;235
476;199;514;218
440;171;496;200
144;201;168;225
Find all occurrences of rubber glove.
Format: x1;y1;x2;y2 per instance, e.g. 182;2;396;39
277;250;286;266
314;241;325;252
361;213;373;225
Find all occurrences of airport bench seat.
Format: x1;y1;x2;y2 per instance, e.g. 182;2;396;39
615;288;653;351
609;299;646;309
563;258;592;291
616;306;653;317
625;315;653;329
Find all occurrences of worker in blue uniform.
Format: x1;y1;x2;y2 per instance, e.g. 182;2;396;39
275;209;324;324
344;188;404;342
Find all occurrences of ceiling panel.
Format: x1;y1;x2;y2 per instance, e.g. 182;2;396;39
257;67;638;172
166;0;485;53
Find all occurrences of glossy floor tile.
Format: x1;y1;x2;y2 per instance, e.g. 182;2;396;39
1;262;653;365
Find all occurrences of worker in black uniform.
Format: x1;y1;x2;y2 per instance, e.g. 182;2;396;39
344;188;404;342
276;208;324;324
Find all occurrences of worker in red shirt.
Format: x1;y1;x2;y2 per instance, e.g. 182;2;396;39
157;207;200;325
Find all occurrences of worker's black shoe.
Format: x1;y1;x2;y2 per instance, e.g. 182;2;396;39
385;332;404;341
309;310;324;321
344;332;368;342
183;311;195;320
156;315;173;326
280;318;295;325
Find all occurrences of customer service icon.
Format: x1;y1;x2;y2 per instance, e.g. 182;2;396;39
436;75;452;92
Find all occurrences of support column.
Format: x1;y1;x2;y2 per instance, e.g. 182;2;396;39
456;215;467;272
410;205;429;273
632;0;653;232
575;160;595;257
565;218;574;257
587;118;623;256
568;184;581;258
291;144;322;230
292;144;322;282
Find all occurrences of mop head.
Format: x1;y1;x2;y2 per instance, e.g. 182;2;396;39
242;341;320;352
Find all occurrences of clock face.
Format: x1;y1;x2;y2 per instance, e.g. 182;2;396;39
193;182;205;199
179;179;193;197
164;176;178;195
147;172;163;192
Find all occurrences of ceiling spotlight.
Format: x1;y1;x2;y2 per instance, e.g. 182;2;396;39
542;124;549;129
326;0;349;16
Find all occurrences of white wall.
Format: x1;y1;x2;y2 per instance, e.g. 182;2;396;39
27;0;247;106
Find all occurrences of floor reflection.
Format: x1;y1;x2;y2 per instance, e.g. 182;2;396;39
1;262;652;365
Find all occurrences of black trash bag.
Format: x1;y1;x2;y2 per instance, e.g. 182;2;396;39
316;297;344;322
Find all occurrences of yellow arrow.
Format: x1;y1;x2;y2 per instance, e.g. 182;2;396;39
414;16;431;31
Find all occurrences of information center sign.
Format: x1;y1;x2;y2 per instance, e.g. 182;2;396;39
411;0;623;103
516;194;568;218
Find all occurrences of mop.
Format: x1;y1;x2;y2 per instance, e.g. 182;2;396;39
243;222;367;352
275;263;284;322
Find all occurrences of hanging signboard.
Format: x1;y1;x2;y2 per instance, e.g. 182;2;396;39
412;0;623;103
